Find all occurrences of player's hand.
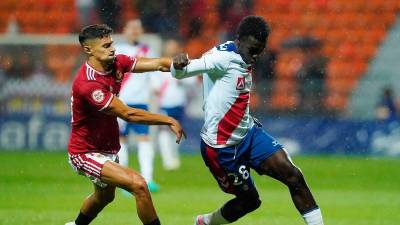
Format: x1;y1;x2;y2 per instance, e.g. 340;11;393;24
173;53;189;70
168;118;187;144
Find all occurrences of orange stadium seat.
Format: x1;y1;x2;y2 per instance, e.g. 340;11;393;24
250;91;261;109
270;91;300;110
251;0;399;112
120;0;138;23
326;77;358;93
325;91;348;110
309;0;329;12
358;44;377;61
327;0;348;12
381;0;398;12
327;61;347;78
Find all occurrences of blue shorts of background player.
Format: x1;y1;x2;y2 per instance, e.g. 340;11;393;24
200;123;283;195
119;104;149;136
159;106;184;122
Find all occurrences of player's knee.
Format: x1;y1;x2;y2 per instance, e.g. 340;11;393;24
244;197;262;212
239;188;262;212
126;174;148;195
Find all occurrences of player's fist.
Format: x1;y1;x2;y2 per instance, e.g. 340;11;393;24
173;53;189;70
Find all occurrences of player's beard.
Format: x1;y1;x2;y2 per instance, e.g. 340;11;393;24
104;55;116;64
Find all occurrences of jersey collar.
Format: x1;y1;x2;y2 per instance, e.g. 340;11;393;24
85;62;112;75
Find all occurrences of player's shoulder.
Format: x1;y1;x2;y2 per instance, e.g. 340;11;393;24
72;63;101;91
208;42;237;59
215;41;237;53
115;53;131;60
202;41;237;67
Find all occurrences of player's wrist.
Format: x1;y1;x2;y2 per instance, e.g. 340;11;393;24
167;117;177;126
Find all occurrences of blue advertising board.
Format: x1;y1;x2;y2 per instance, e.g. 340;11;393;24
1;114;400;156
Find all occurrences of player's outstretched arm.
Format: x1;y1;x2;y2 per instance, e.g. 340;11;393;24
103;96;186;143
171;53;211;79
132;54;189;73
133;57;172;72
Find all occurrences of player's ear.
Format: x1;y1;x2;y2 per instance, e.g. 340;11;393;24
82;44;92;55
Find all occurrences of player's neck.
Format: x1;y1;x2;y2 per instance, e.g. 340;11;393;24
87;58;112;73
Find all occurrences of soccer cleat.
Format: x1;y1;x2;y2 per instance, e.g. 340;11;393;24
65;222;76;225
147;181;160;193
194;215;206;225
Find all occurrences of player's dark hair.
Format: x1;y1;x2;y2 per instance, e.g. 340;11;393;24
78;24;113;45
236;16;270;42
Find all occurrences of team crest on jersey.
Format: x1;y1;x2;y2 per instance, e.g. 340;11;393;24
91;89;105;103
115;70;123;82
236;76;245;90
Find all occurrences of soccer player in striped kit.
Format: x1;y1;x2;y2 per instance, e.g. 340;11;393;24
115;19;161;192
172;16;324;225
153;37;198;170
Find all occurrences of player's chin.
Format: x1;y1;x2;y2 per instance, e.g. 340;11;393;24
104;55;116;63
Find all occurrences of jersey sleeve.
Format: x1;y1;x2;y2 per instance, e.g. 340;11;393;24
171;48;229;79
116;54;137;73
79;82;114;111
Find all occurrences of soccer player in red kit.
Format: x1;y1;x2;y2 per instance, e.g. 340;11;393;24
65;24;187;225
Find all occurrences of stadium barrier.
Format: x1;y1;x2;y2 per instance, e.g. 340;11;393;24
1;114;399;156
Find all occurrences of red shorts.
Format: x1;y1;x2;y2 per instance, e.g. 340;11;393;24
68;152;118;188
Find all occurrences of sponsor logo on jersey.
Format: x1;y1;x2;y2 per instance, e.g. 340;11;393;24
236;76;245;90
92;89;105;103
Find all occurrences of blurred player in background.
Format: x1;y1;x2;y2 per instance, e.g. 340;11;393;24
172;16;324;225
115;19;160;192
154;37;198;170
66;24;187;225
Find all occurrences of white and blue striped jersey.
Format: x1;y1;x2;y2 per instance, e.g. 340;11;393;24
115;42;158;105
171;41;254;148
152;71;197;108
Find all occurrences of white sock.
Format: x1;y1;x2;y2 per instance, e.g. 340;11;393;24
138;141;154;182
118;141;129;167
159;130;180;170
303;208;324;225
200;209;229;225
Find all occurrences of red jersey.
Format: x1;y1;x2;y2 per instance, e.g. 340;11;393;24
68;54;137;154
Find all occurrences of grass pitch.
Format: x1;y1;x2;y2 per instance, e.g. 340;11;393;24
0;151;399;225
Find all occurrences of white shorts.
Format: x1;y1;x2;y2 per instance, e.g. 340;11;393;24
68;152;118;188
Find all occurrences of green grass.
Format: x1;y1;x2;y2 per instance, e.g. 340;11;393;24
0;151;399;225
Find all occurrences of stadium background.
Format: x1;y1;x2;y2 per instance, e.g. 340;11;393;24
0;0;399;225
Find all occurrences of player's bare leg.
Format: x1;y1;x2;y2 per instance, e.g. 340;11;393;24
159;127;181;170
72;184;116;225
258;149;324;225
195;187;261;225
101;161;161;225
